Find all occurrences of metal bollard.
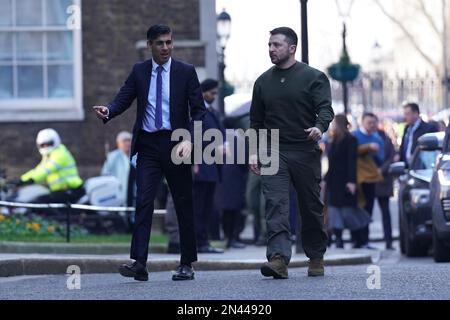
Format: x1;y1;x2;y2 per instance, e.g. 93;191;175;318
66;204;71;243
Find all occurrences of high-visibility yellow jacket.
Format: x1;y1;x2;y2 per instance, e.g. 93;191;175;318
21;144;83;192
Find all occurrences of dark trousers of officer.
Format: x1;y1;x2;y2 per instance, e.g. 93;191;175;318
35;186;85;204
261;148;327;265
193;181;216;247
131;130;197;265
34;186;85;217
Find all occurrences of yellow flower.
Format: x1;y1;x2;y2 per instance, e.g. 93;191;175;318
26;223;32;229
31;223;40;231
16;219;21;225
47;225;55;233
0;214;5;221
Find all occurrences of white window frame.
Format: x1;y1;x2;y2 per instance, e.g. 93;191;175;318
0;0;83;122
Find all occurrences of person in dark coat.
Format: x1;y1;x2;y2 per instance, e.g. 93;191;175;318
375;126;396;250
192;79;225;253
325;114;370;248
217;117;249;249
164;79;226;254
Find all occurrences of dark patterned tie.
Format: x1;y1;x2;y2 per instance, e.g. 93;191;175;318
155;65;163;129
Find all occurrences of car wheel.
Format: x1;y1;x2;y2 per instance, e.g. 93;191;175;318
399;216;406;254
398;204;405;254
404;221;428;257
433;226;450;262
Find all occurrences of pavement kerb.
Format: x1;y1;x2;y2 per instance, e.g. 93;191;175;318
0;254;372;277
0;242;166;254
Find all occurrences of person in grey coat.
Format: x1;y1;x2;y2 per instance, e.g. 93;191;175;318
325;114;371;248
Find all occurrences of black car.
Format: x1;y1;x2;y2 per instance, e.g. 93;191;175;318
429;130;450;262
390;132;445;257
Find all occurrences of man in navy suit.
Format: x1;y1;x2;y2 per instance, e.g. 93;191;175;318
399;102;438;166
94;25;206;281
192;79;226;253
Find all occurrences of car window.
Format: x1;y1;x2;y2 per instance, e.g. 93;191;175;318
411;150;440;170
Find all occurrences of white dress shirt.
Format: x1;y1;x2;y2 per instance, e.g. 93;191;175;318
142;58;172;132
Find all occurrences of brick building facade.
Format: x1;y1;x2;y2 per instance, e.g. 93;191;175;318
0;0;217;179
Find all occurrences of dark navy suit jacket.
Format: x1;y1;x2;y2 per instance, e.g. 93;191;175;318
193;107;226;182
105;58;207;157
400;120;438;163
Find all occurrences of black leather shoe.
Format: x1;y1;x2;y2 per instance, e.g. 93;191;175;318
172;264;195;281
386;243;395;250
254;238;267;247
227;240;246;249
119;261;148;281
197;245;224;254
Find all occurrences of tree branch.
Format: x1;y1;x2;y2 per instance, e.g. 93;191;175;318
417;0;442;40
373;0;441;76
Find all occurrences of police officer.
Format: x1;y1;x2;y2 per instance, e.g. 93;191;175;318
19;128;85;204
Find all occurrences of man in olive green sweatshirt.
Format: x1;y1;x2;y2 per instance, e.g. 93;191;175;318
249;27;334;279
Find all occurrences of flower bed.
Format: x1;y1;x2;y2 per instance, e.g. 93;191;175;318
0;213;88;239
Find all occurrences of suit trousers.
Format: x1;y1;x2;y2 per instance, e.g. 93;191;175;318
131;130;197;265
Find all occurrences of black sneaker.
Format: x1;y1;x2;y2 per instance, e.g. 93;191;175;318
197;245;224;254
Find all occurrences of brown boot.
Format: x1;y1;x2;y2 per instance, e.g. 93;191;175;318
260;254;288;279
308;258;324;277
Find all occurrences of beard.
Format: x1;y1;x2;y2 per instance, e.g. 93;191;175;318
271;52;290;66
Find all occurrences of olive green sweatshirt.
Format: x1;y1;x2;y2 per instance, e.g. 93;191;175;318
250;61;334;150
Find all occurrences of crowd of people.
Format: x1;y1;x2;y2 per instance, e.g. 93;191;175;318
324;102;442;251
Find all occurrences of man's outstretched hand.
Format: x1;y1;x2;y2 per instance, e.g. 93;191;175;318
93;106;109;120
176;140;193;159
249;154;260;175
305;127;322;142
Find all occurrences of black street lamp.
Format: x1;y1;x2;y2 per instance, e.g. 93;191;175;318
443;0;449;111
370;41;383;112
327;1;360;115
217;9;232;116
295;0;309;255
300;0;309;65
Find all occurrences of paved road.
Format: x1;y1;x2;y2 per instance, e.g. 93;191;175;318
1;247;450;300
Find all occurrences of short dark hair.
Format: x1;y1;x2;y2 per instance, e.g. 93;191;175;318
270;27;298;46
147;24;172;42
362;112;378;121
403;102;420;114
200;79;219;93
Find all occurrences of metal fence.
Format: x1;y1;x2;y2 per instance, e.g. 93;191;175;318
0;201;166;243
230;73;445;120
331;73;444;118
